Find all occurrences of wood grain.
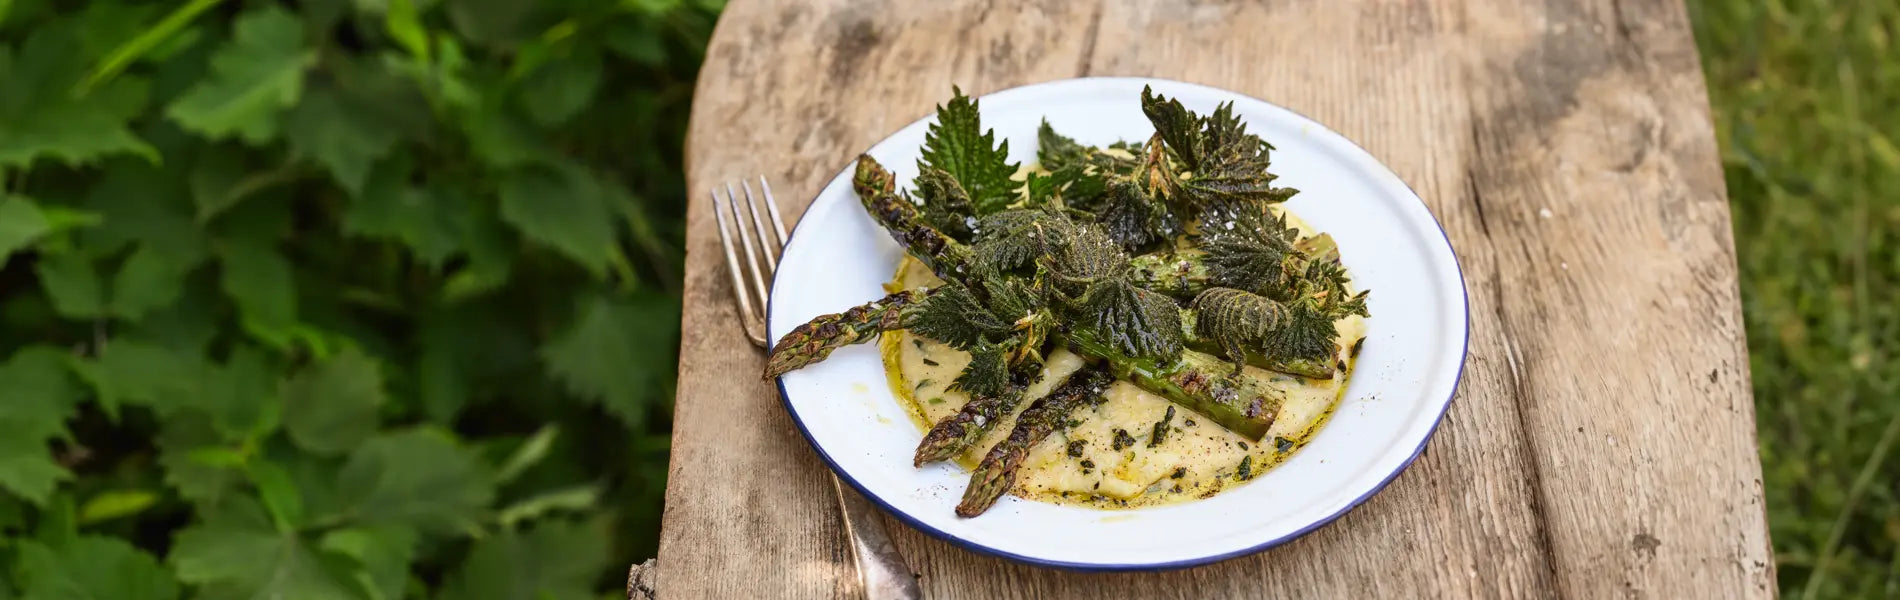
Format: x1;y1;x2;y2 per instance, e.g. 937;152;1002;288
656;0;1775;597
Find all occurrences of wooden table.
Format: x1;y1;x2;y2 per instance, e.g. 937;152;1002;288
656;0;1775;597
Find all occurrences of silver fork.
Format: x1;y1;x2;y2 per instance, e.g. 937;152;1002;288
711;177;922;600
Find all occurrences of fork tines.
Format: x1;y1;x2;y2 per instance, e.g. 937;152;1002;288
711;176;789;347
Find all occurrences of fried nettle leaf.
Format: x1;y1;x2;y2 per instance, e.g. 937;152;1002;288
968;208;1055;272
919;88;1019;215
1094;177;1181;251
1191;282;1366;372
1037;120;1091;172
1041;223;1185;360
1139;86;1298;214
913;167;975;240
908;282;1011;348
909;274;1055;396
1197;206;1301;298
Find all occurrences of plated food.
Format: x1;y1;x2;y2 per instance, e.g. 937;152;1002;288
765;87;1370;518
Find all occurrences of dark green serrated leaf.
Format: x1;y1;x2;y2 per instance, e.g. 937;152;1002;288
518;46;601;127
0;436;65;506
318;526;415;600
436;518;611;600
217;238;299;347
282;348;385;455
498;163;619;275
34;252;104;319
284;86;401;196
948;342;1009;398
17;536;179;600
907;282;1007;349
0;196;50;264
345;157;473;267
968;208;1049;272
0;22;155;167
80;160;201;258
919;88;1018;215
336;428;494;535
541;293;679;430
170;497;366;600
82;338;199;417
1037;120;1090;172
0;347;74;507
912;167;974;240
1198;207;1298;297
1077;278;1183;361
164;7;314;143
110;242;206;320
156;414;240;508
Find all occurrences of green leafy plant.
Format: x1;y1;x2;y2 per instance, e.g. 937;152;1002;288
0;0;717;597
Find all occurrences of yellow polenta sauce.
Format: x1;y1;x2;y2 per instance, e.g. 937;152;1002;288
879;211;1366;509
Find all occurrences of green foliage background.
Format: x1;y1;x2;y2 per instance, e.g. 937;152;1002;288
1690;1;1899;597
1;0;1895;598
0;0;716;597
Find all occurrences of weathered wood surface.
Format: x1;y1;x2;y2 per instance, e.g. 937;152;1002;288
657;0;1775;598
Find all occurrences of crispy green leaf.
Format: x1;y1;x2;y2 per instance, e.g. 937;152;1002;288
919;88;1018;215
541;293;679;430
284;86;401;195
907;282;1008;350
1077;278;1184;361
336;428;494;535
282;348;385;455
968;208;1047;272
1036;120;1090;172
912;167;975;240
0;23;155;167
170;498;365;600
0;196;50;264
437;518;611;600
498;163;619;275
164;7;314;143
948;342;1009;398
17;536;179;600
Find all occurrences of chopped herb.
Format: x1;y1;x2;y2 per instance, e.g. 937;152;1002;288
1184;418;1197;427
1093;482;1100;490
1274;436;1294;452
1170;484;1183;494
1067;439;1087;457
1111;428;1137;451
1350;337;1366;358
1066;418;1082;428
1148;406;1176;447
1170;467;1186;479
927;397;945;405
912;339;926;351
914;378;935;391
1235;455;1255;481
922;358;940;366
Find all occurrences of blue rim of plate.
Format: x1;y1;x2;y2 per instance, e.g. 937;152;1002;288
765;76;1470;572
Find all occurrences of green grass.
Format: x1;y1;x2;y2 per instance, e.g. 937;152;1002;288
1688;0;1900;597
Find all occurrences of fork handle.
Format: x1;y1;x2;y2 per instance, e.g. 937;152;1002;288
830;474;922;599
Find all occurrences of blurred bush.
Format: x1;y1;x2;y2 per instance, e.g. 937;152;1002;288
0;0;717;597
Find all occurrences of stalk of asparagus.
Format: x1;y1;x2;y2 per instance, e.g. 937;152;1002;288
912;360;1043;466
956;366;1115;517
853;156;975;284
1178;309;1335;379
763;288;936;378
1067;333;1284;441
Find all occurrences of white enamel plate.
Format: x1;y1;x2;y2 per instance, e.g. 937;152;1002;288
767;77;1468;571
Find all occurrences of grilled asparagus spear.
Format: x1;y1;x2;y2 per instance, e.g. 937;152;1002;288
763;288;937;378
1066;333;1284;441
913;359;1044;466
956;366;1115;517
